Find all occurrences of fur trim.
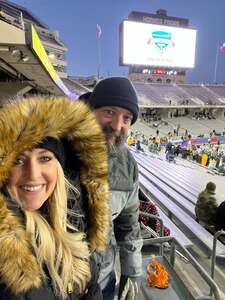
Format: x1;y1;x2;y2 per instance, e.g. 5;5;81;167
0;97;109;293
0;194;42;293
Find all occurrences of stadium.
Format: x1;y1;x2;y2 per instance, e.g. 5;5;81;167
1;1;225;299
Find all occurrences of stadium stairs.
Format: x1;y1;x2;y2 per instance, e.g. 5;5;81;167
131;148;225;298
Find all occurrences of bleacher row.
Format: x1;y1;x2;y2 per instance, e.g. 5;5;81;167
134;82;225;106
130;148;225;257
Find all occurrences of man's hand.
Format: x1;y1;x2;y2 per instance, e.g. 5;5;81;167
118;275;139;300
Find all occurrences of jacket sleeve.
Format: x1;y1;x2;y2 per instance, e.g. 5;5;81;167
82;254;103;300
113;178;143;278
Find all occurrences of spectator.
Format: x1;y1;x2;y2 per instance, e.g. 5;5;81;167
195;182;218;226
148;137;158;154
173;128;177;136
0;97;110;299
127;134;135;146
136;140;144;152
217;163;225;175
81;77;142;300
215;201;225;231
156;136;161;148
165;141;173;161
176;123;180;136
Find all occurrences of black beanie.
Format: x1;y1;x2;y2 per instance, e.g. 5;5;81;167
88;77;139;124
37;137;65;167
78;91;92;101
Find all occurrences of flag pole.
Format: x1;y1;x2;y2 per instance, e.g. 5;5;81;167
97;37;101;79
96;24;102;79
20;12;25;30
213;43;219;83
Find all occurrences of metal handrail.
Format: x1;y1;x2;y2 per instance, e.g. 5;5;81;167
210;230;225;297
143;236;222;300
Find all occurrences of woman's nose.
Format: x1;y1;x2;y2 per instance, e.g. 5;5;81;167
24;160;40;180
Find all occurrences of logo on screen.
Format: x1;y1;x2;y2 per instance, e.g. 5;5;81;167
148;31;175;52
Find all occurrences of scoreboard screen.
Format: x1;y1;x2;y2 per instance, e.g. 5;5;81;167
120;20;197;68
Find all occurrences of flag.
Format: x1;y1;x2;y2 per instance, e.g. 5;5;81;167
20;11;25;30
96;24;102;38
220;42;225;52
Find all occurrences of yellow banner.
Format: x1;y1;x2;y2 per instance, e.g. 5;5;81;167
31;25;58;82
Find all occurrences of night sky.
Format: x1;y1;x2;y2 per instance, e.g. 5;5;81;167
11;0;225;83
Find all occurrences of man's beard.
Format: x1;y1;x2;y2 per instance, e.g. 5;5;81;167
103;125;127;152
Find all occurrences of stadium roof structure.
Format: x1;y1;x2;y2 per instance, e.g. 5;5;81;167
0;0;66;52
0;18;76;101
0;0;48;29
62;77;91;96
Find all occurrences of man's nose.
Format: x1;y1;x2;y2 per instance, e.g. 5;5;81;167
110;116;123;132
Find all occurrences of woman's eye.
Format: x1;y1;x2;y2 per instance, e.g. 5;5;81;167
15;158;24;165
39;156;52;162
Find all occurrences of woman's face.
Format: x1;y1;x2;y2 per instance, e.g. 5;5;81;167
7;148;58;211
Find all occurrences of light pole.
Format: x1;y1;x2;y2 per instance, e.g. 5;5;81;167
213;43;220;83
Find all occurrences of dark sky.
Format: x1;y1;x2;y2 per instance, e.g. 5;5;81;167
12;0;225;83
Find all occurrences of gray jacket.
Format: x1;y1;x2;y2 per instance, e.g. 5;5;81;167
99;145;143;288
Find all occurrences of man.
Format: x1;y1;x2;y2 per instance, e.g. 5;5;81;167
195;181;218;226
80;77;142;300
165;140;174;162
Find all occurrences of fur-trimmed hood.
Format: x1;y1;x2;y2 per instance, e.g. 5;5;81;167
0;97;109;294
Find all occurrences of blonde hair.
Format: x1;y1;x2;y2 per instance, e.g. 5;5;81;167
25;162;91;298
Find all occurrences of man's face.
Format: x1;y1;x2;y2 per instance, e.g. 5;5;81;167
94;106;133;146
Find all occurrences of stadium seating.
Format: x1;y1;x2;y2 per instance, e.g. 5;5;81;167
131;149;225;256
207;85;225;103
133;82;225;106
179;84;222;105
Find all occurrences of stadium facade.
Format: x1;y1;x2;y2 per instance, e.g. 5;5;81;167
0;0;81;104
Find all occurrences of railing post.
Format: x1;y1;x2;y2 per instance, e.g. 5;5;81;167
210;230;225;297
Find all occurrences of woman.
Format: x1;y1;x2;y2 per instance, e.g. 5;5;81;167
0;97;109;300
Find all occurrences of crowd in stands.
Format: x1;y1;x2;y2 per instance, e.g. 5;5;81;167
127;128;225;176
141;111;161;123
192;111;216;120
